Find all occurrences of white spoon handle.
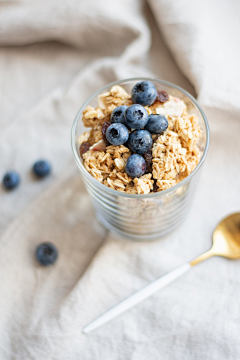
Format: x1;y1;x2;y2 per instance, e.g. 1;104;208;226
82;263;191;334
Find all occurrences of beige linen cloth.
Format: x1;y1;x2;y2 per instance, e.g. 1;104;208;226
0;1;240;359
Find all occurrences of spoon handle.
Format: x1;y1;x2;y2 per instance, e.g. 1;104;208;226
190;249;213;266
82;263;191;334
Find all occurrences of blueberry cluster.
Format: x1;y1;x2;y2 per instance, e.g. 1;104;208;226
106;81;168;179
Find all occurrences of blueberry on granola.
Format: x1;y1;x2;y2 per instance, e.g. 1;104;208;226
127;130;153;155
125;104;148;129
145;114;168;134
125;154;146;178
110;105;128;125
131;81;157;106
106;123;129;146
2;171;20;190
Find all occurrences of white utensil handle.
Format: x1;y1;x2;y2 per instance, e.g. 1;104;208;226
82;262;191;334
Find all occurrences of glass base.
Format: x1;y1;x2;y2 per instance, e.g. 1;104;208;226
95;210;184;242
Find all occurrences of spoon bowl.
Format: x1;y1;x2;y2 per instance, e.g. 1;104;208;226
190;212;240;266
212;213;240;259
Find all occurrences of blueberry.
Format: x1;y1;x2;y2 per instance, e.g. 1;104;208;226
145;114;168;134
125;154;146;178
106;123;129;146
36;242;58;266
127;130;153;155
124;104;148;129
2;171;20;190
132;81;157;106
33;160;51;178
110;105;128;125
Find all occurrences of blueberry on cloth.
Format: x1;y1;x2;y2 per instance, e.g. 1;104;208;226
2;171;20;190
33;160;51;178
125;154;146;178
106;123;129;146
145;114;168;134
110;105;128;125
36;243;58;266
124;104;148;129
127;130;153;155
131;81;157;106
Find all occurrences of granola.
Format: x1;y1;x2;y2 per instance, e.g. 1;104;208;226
78;82;202;194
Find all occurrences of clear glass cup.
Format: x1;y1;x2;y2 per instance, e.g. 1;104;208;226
71;78;210;241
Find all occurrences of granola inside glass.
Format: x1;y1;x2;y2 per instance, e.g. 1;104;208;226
78;81;202;195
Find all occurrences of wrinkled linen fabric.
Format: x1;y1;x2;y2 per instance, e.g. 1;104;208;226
149;0;240;114
0;1;240;359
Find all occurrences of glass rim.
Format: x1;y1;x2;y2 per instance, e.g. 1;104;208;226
71;77;210;199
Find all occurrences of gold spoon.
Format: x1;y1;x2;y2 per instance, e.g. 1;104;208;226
83;213;240;334
190;212;240;265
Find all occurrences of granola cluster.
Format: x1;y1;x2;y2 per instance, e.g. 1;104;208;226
78;85;202;194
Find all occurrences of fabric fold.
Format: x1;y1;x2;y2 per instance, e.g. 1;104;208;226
148;0;240;113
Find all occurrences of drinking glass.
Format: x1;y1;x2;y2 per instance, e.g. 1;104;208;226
71;78;210;241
